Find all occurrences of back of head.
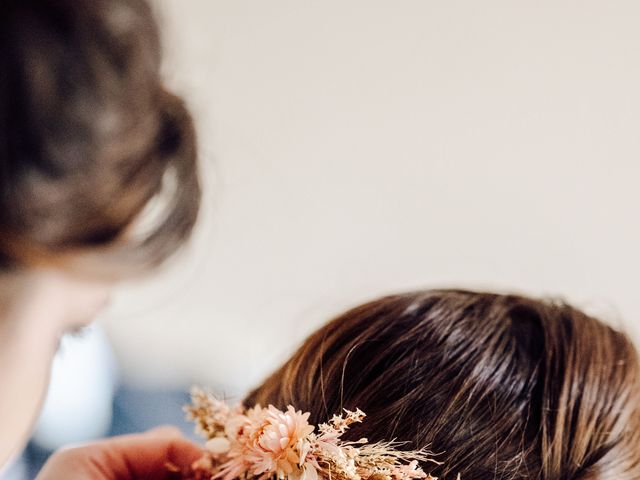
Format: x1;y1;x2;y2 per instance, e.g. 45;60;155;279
246;290;640;480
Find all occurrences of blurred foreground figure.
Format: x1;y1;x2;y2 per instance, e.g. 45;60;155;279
0;0;202;477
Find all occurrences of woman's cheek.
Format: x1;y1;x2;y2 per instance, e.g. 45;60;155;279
0;321;57;466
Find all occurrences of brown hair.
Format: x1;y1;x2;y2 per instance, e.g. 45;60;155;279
0;0;200;274
246;290;640;480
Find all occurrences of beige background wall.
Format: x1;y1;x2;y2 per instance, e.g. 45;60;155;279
104;0;640;397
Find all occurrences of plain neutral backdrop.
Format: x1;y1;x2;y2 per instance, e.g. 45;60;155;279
103;0;640;397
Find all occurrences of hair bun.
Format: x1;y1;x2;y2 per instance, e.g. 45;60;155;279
0;0;200;274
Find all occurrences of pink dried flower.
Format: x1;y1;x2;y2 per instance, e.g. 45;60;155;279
183;389;441;480
247;406;315;478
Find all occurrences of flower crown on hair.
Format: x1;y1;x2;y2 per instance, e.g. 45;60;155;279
177;388;450;480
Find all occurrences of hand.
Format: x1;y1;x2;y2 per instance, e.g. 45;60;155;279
36;426;202;479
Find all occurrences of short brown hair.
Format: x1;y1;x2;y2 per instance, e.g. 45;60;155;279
0;0;200;275
246;290;640;479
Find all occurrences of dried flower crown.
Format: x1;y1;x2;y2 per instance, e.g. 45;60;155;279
180;388;449;480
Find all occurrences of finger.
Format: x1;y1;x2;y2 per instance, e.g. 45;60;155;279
38;429;204;480
100;428;203;478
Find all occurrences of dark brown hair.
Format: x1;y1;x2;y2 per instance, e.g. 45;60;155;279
246;290;640;480
0;0;200;274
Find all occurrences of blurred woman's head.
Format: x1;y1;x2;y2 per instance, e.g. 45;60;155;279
0;0;200;462
247;290;640;479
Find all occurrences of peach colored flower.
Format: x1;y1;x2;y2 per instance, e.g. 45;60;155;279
186;391;437;480
247;406;315;477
